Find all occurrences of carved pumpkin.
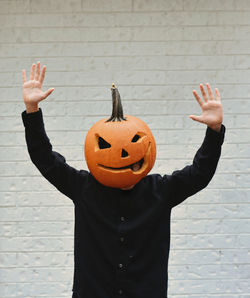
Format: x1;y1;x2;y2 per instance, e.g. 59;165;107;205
84;84;156;188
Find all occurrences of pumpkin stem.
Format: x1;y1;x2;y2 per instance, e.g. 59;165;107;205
106;83;126;122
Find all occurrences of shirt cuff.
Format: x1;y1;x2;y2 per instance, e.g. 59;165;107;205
205;124;226;146
21;108;44;129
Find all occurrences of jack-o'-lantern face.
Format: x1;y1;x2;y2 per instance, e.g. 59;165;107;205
84;84;156;188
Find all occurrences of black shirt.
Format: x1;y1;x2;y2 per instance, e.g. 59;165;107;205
22;108;225;298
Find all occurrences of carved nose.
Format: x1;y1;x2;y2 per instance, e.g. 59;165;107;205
121;149;129;158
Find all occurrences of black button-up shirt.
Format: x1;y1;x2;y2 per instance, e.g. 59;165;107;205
22;109;225;298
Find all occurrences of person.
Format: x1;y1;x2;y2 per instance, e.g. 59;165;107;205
21;62;225;298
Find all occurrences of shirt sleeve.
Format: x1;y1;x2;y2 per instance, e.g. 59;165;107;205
22;108;89;201
161;125;226;208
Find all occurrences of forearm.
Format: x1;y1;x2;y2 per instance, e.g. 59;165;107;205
199;124;225;158
22;108;54;170
189;125;225;183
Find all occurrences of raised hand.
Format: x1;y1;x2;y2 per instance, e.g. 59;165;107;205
189;83;223;132
22;61;54;113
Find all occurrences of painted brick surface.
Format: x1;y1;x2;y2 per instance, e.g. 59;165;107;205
0;0;250;297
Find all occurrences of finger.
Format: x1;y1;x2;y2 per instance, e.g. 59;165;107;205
22;69;27;83
29;63;35;80
189;114;204;123
192;90;204;107
35;61;40;81
206;83;214;100
215;88;221;101
39;65;46;85
42;88;54;100
200;84;208;102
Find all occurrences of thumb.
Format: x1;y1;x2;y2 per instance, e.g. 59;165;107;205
189;115;204;123
42;88;55;100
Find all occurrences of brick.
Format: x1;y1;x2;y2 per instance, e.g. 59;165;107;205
82;0;132;12
216;12;250;25
6;12;116;27
0;28;30;42
30;0;81;12
192;189;250;204
0;176;67;192
16;221;74;237
16;252;73;267
169;249;220;265
131;27;183;41
171;234;248;249
0;267;73;282
173;203;250;219
133;0;183;12
183;0;235;11
30;27;132;42
0;281;72;296
234;0;250;10
4;191;72;207
0;253;18;267
115;12;217;26
0;223;16;237
0;0;30;14
168;279;249;295
0;236;74;252
0;206;73;221
0;192;16;206
169;264;250;280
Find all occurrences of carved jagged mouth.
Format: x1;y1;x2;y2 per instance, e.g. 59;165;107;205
98;143;151;173
98;158;144;172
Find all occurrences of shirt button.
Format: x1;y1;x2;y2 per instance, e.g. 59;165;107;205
118;289;123;295
120;216;125;221
120;237;124;242
119;263;123;268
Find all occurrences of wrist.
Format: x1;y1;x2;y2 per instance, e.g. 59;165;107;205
25;103;39;114
208;124;222;133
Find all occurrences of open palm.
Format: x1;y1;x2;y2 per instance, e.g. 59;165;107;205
190;83;223;132
22;61;54;106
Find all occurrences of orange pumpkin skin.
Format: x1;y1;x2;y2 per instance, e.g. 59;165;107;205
84;115;156;188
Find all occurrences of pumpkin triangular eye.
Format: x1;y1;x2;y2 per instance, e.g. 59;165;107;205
98;137;111;149
131;134;140;143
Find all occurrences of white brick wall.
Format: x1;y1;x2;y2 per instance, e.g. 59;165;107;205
0;0;250;296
